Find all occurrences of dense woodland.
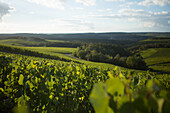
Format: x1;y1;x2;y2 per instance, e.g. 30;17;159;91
73;43;148;70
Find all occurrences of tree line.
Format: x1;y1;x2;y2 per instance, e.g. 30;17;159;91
73;43;148;70
129;42;170;53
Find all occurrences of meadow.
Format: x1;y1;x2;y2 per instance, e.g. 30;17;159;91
24;47;77;57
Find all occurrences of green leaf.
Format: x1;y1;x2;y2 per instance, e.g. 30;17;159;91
119;72;125;78
108;71;114;79
89;83;113;113
13;105;29;113
157;98;164;113
18;74;24;86
0;88;4;92
146;80;154;91
26;81;34;91
24;94;30;101
105;77;124;96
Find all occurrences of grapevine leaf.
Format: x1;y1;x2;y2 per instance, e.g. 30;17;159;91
106;77;124;96
89;83;113;113
108;71;113;79
18;74;24;86
119;72;125;78
0;88;4;92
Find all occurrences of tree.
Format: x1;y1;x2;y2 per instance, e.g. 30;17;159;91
126;56;148;70
114;54;120;64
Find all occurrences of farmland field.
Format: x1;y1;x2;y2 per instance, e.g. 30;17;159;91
24;47;77;55
140;48;170;72
0;37;47;46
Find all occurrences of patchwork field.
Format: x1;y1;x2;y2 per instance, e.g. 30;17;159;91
140;48;170;72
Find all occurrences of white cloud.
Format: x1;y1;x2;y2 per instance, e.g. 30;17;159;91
26;0;96;9
105;0;125;2
152;11;169;15
120;1;137;8
71;7;84;10
143;21;155;27
117;9;170;28
26;0;66;9
0;1;13;22
0;18;94;33
75;0;96;6
49;18;94;31
29;11;36;14
106;8;112;11
139;0;170;6
81;8;170;28
118;8;149;17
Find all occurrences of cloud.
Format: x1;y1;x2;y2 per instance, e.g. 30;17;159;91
0;18;94;33
0;1;13;22
26;0;66;9
139;0;170;6
143;21;155;27
75;0;96;6
71;7;84;10
120;1;137;8
117;9;170;27
49;18;94;31
26;0;96;9
105;0;125;2
81;8;170;28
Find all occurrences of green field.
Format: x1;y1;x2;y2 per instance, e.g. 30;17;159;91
140;48;170;72
140;38;170;42
23;47;79;61
23;47;120;69
0;38;47;46
24;47;77;54
46;39;68;43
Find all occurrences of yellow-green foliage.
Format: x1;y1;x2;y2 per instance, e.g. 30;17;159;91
0;54;169;113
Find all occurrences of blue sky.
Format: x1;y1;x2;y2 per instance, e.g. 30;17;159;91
0;0;170;33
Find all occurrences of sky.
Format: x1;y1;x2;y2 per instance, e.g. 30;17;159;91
0;0;170;33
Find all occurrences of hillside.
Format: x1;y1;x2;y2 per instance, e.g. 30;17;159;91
0;33;151;46
0;33;170;113
0;50;169;113
0;36;47;46
140;48;170;72
0;33;170;73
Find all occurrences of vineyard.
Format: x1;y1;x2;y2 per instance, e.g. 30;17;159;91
0;53;170;113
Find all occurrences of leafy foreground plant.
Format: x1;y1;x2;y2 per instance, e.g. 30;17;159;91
89;71;170;113
0;54;108;113
0;54;169;113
